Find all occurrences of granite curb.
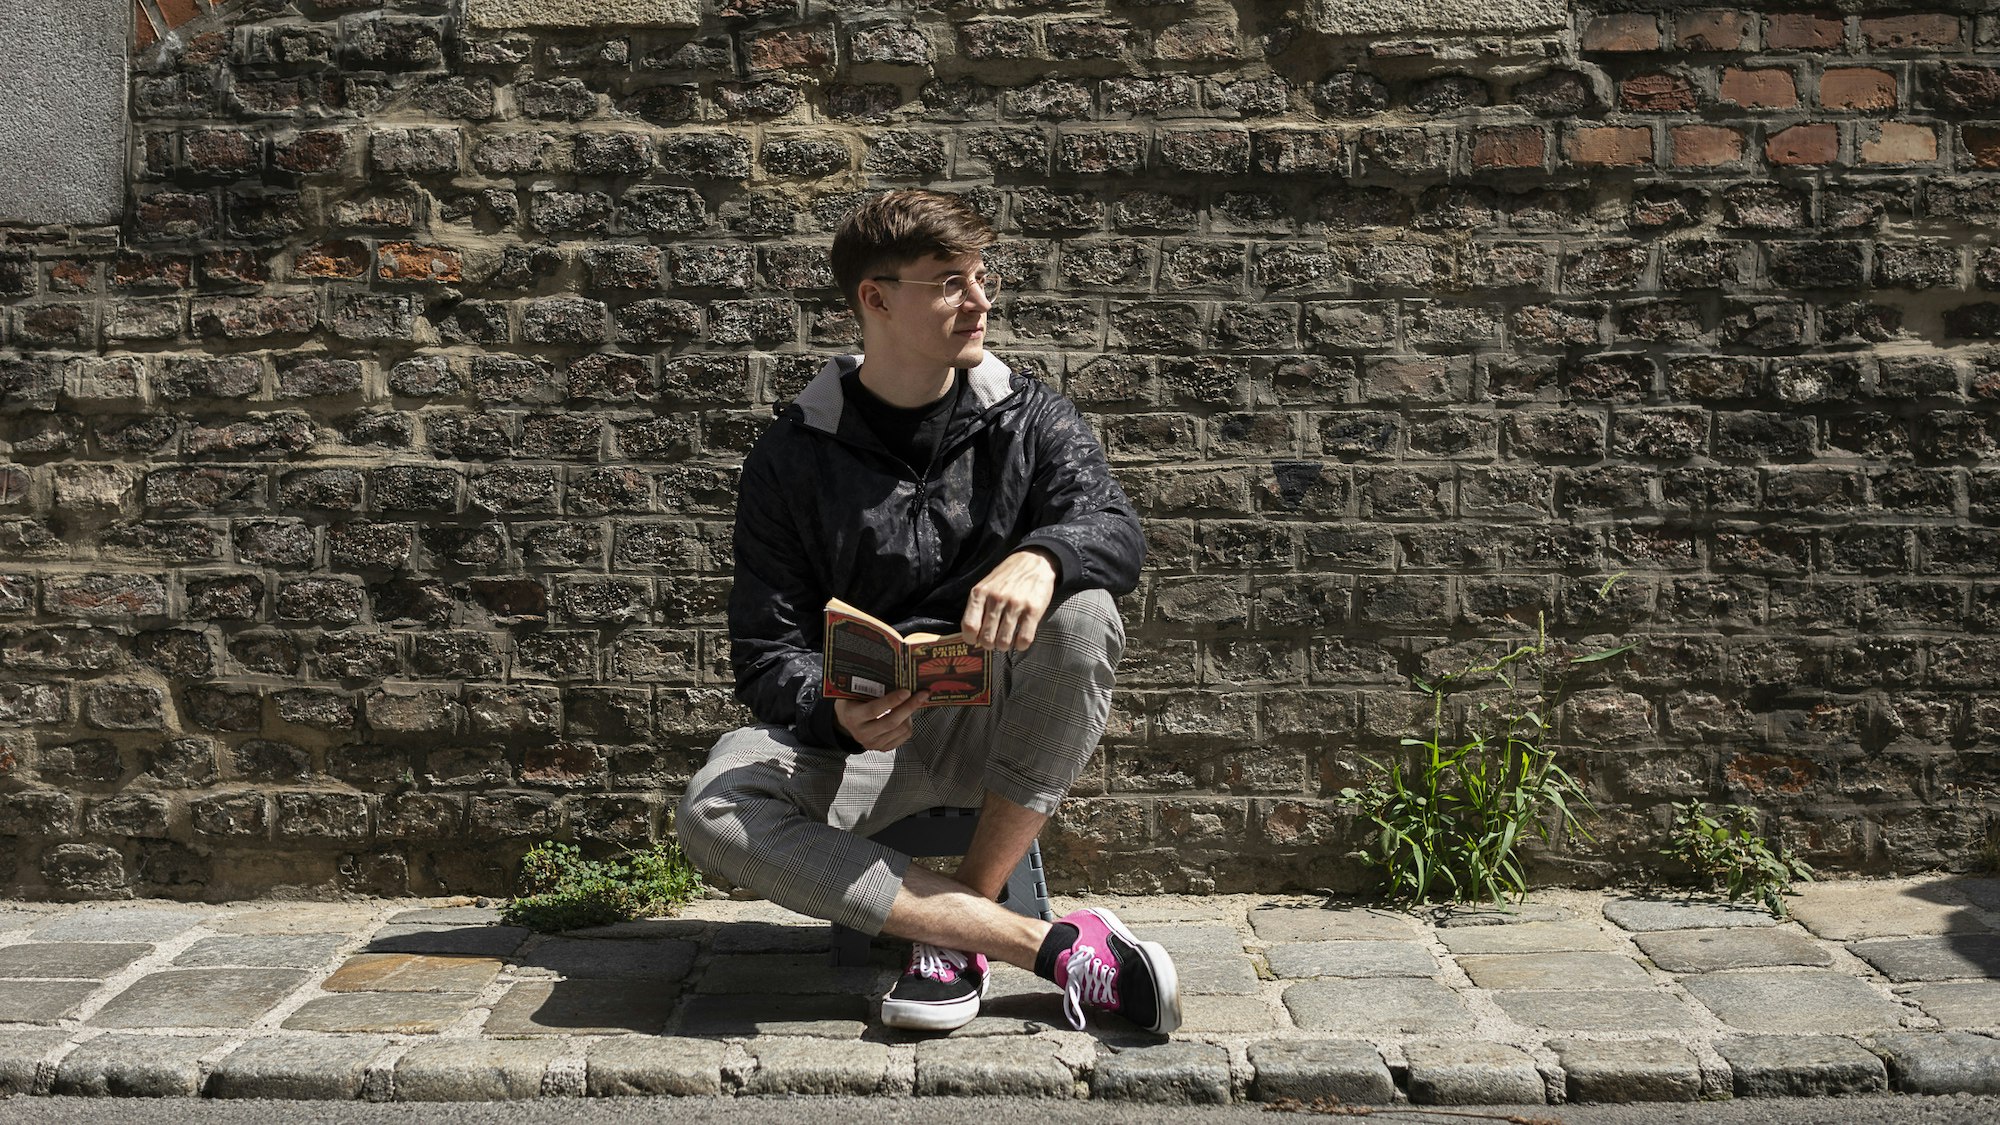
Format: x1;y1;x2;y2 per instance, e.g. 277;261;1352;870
0;879;1993;1104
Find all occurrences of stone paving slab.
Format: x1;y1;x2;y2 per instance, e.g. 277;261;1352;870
1492;990;1699;1032
52;1033;228;1097
1248;905;1418;942
693;953;886;995
1265;939;1437;979
1437;921;1618;954
172;934;347;969
0;941;152;979
1850;935;2000;982
0;979;102;1024
1458;952;1655;990
1091;1041;1230;1104
1404;1040;1544;1105
914;1035;1075;1098
1601;898;1779;932
1899;981;2000;1029
1863;1032;2000;1096
1284;978;1472;1033
0;1031;69;1095
1246;1039;1394;1104
89;967;310;1029
213;905;384;935
282;990;478;1034
208;1035;388;1100
1633;926;1832;973
1680;970;1906;1034
363;924;532;958
586;1036;725;1097
1555;1038;1701;1103
394;1039;563;1101
743;1038;890;1096
508;937;697;981
1787;882;1993;942
323;952;504;993
673;992;868;1038
485;979;677;1036
30;908;212;944
1715;1035;1889;1098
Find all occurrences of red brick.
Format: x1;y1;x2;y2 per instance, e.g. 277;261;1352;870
1568;126;1653;167
1677;10;1755;51
135;3;159;49
111;254;192;290
1766;123;1839;165
1472;126;1545;169
1718;67;1798;108
155;0;202;30
1671;124;1747;167
1582;13;1659;52
1859;122;1937;164
377;243;464;283
1819;67;1897;110
293;241;370;280
1765;12;1843;51
1964;125;2000;170
1620;72;1699;112
1861;14;1960;49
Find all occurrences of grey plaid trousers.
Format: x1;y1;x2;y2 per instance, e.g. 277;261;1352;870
675;588;1123;936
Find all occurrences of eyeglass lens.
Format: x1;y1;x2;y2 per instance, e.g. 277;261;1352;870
943;274;1001;306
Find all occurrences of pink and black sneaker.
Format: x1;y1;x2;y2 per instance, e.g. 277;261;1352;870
880;942;988;1031
1046;907;1182;1034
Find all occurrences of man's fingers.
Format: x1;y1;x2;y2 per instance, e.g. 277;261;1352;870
961;588;988;637
1011;608;1042;651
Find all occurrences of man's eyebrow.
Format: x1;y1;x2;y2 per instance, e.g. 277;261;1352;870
927;263;989;280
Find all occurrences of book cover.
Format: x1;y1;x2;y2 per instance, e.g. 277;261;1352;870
822;598;992;707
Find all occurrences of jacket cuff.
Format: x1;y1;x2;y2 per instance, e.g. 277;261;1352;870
797;694;859;753
1018;536;1083;595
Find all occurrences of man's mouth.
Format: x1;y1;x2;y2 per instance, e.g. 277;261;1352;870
955;325;983;337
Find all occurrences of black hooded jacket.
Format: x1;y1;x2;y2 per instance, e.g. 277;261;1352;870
728;352;1144;753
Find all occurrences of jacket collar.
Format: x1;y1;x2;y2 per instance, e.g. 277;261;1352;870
791;351;1014;435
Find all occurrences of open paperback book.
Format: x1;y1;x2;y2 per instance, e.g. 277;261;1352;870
820;598;992;707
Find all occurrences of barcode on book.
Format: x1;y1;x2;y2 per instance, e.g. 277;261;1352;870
850;676;886;698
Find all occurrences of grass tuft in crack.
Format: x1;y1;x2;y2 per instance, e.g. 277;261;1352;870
501;840;703;933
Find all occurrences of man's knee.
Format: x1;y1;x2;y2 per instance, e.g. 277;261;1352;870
673;726;787;872
1032;588;1124;669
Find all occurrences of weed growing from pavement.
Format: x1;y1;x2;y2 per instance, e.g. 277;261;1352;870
1659;800;1814;918
1337;576;1632;908
502;840;703;932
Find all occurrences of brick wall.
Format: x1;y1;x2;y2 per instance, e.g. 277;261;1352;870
2;0;1997;900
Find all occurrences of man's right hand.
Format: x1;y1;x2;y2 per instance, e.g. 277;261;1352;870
834;689;930;752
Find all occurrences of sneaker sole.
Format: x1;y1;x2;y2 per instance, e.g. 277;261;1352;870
879;969;989;1032
1088;908;1183;1035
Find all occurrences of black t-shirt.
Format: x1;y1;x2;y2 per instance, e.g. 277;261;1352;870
841;367;967;475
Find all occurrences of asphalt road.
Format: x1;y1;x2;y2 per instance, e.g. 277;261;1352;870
2;1097;1998;1125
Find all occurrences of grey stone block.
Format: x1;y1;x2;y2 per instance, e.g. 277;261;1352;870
393;1040;562;1101
693;953;885;995
32;908;212;943
1555;1039;1701;1103
1248;1039;1394;1105
1404;1041;1544;1105
323;953;503;993
466;0;700;28
709;922;825;954
0;942;152;979
1633;927;1830;973
1491;990;1697;1032
0;980;102;1024
0;0;127;224
1459;952;1654;990
1601;899;1778;933
1437;922;1615;954
1715;1036;1887;1098
744;1038;889;1095
283;991;476;1034
1285;979;1472;1033
363;924;530;958
1174;954;1262;995
1305;0;1567;37
173;934;346;969
1430;903;1568;928
586;1037;724;1097
674;993;868;1038
1850;935;2000;983
1265;940;1437;978
1091;1042;1231;1105
1865;1032;2000;1095
1249;905;1417;942
484;979;677;1036
209;1035;387;1100
1682;970;1904;1034
508;937;698;981
914;1036;1074;1098
0;1031;69;1096
52;1033;228;1098
1787;884;1990;942
387;907;505;926
1903;981;2000;1029
90;968;310;1029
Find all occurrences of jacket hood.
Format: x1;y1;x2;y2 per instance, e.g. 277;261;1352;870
790;351;1015;435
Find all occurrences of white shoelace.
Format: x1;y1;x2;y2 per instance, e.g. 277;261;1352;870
911;942;970;983
1060;942;1115;1030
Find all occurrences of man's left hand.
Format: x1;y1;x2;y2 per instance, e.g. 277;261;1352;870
962;548;1057;652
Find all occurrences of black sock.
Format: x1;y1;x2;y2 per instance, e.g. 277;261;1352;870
1035;922;1079;982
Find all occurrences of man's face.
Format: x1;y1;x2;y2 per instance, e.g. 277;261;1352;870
866;252;994;370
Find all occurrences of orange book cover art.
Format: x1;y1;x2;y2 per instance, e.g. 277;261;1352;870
821;598;992;707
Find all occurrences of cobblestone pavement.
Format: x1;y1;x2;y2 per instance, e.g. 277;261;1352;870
0;876;1996;1105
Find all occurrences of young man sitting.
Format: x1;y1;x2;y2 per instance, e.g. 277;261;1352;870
675;189;1181;1034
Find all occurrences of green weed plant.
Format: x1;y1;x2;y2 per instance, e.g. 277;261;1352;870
1338;576;1632;907
501;840;703;933
1661;800;1814;918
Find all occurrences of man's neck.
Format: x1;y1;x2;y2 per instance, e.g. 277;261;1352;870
855;352;956;409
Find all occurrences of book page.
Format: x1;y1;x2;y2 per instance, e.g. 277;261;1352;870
825;610;900;698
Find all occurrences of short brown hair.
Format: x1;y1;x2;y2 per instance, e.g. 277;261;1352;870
829;190;995;313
